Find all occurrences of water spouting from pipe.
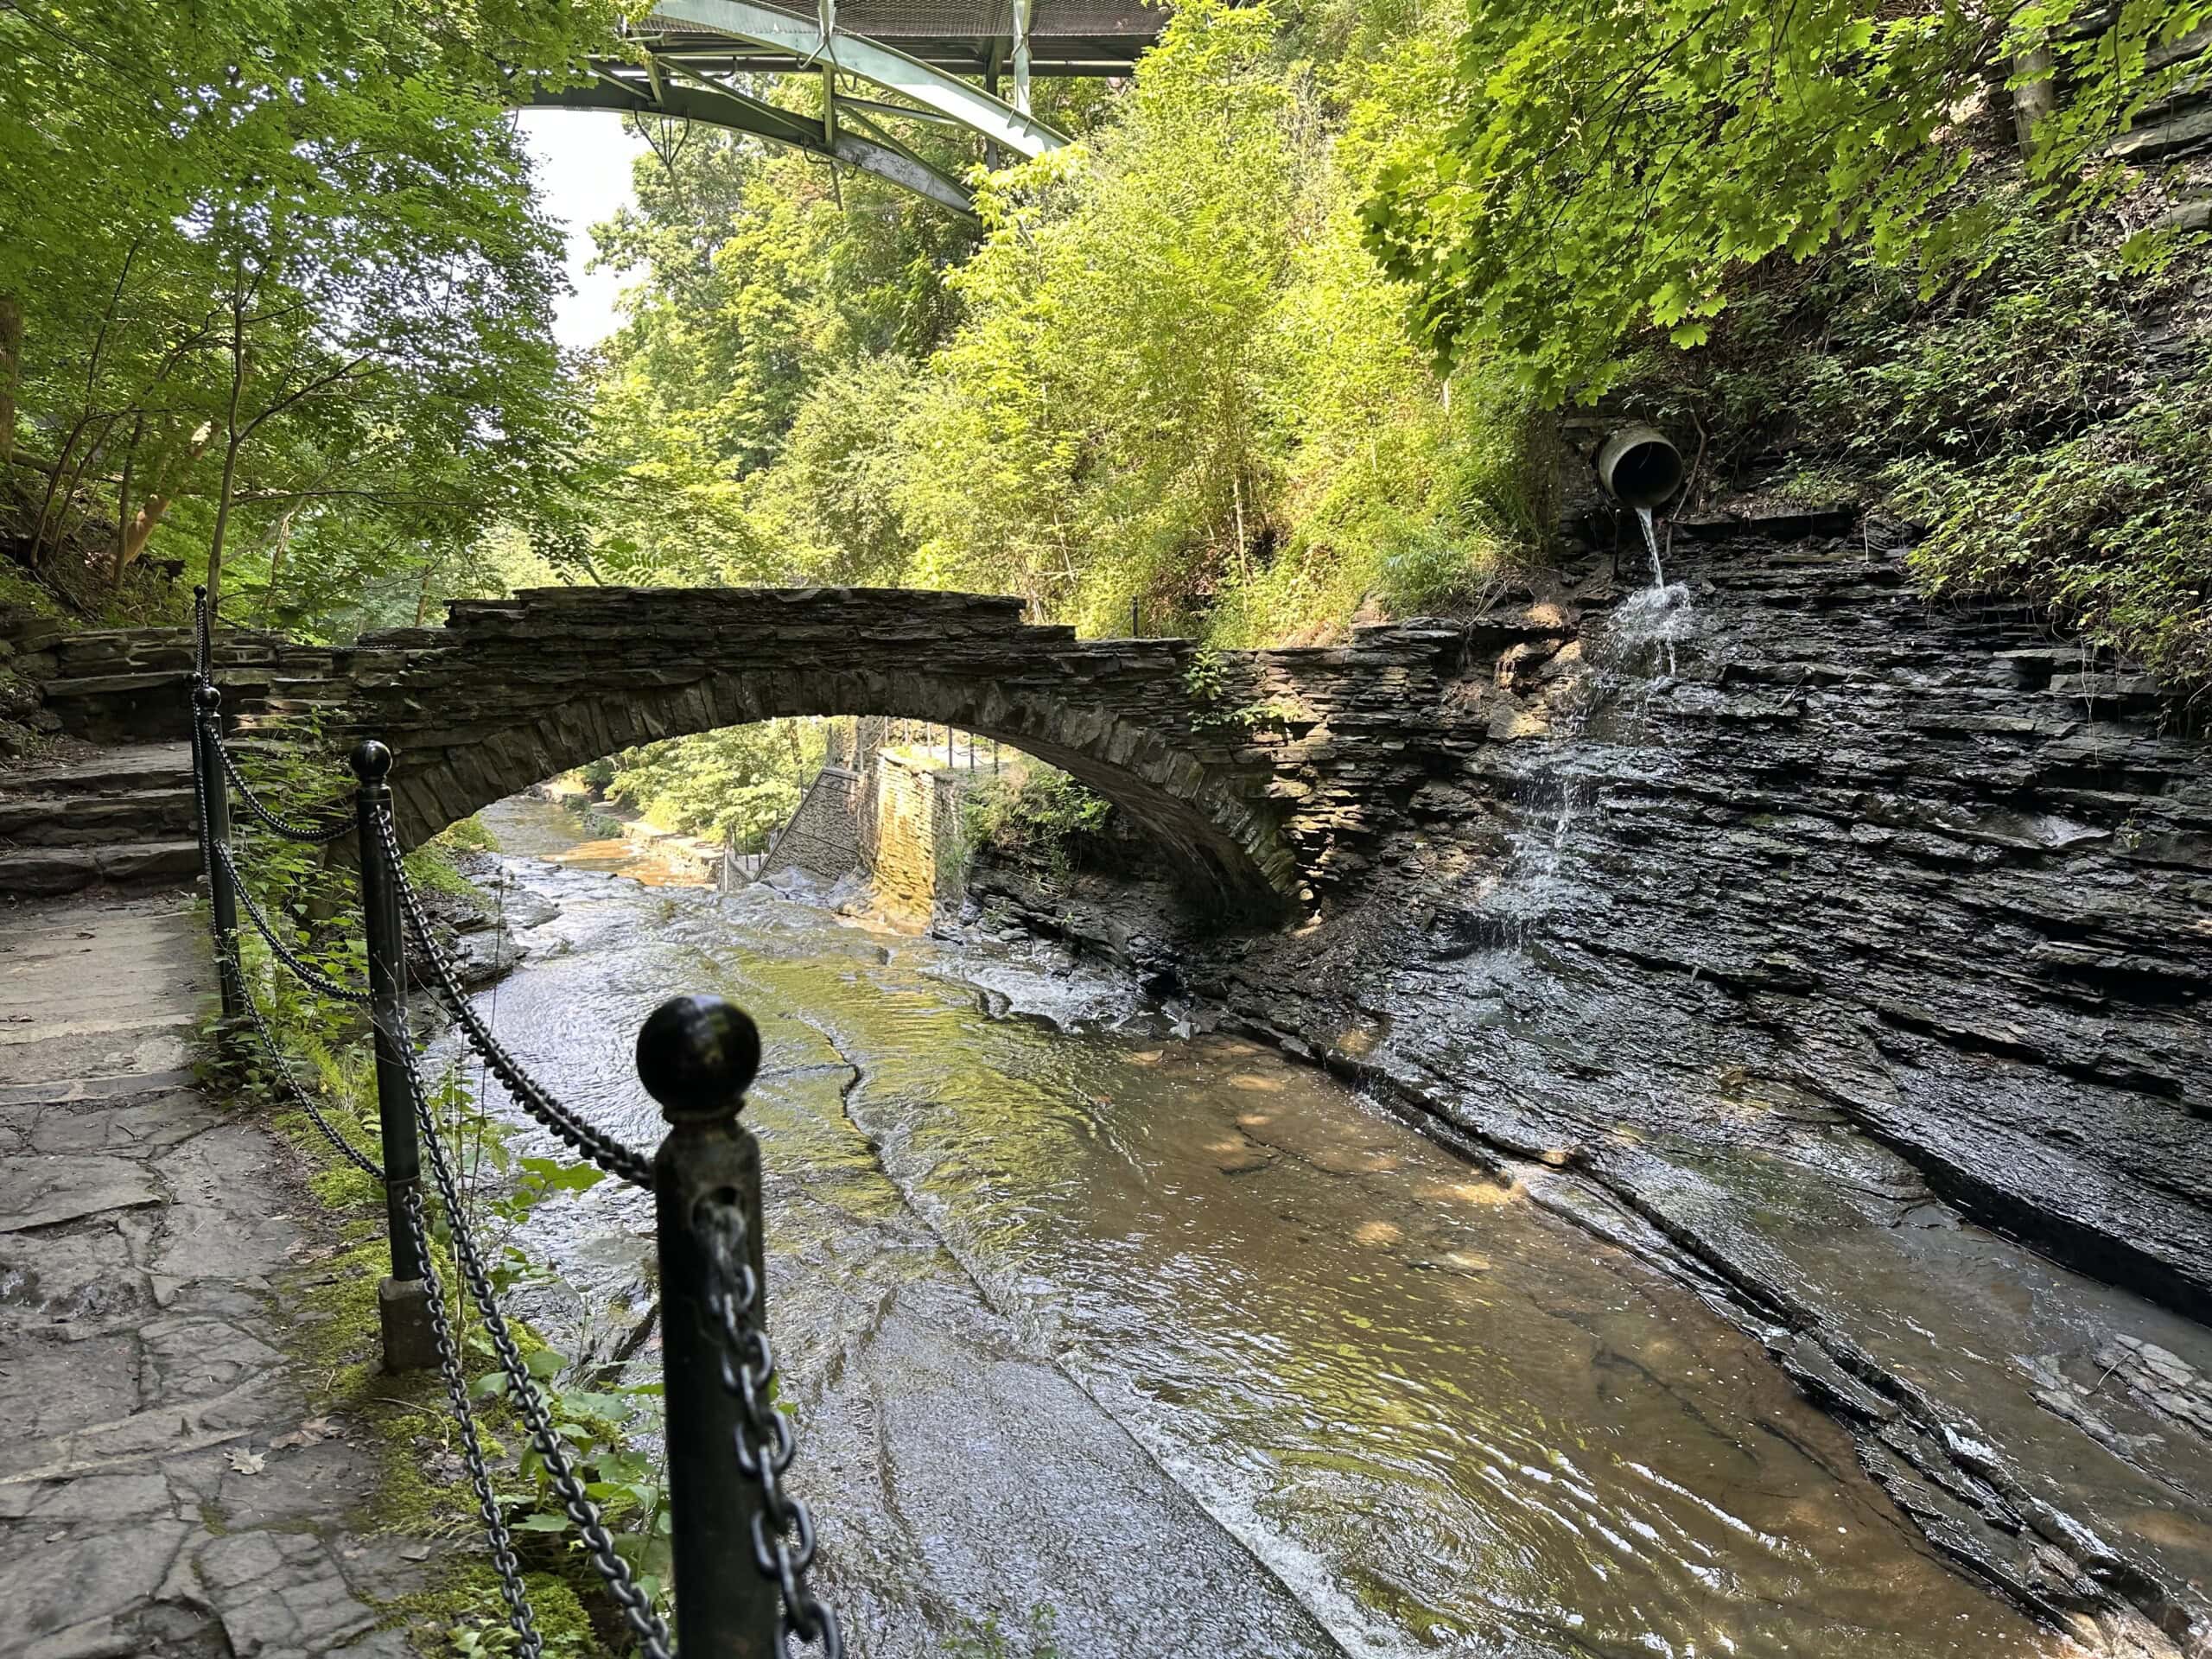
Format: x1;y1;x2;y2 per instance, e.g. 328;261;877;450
1635;505;1666;587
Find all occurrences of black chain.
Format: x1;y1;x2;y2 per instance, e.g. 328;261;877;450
212;837;373;1005
402;1050;675;1659
368;806;654;1189
186;653;517;1643
394;1182;545;1658
210;734;354;843
220;930;385;1180
188;669;832;1655
698;1201;843;1659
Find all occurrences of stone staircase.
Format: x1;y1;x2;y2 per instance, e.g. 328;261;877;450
1;613;354;899
0;742;202;898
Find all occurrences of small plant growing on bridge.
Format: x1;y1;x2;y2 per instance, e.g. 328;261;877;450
1185;647;1234;705
1185;646;1311;732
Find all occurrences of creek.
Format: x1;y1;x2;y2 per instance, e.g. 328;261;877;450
430;792;2069;1659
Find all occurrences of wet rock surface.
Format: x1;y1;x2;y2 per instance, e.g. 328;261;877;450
969;529;2212;1652
452;840;2075;1659
401;854;543;989
0;893;430;1657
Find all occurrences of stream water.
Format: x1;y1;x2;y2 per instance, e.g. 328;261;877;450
447;795;2069;1659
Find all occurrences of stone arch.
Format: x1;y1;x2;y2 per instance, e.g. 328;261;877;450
374;647;1297;918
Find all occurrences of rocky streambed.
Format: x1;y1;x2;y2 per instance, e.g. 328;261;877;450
964;526;2212;1656
435;798;2099;1659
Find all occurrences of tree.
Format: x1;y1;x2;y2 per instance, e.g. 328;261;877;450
582;110;974;585
1358;0;2212;403
899;0;1305;625
580;0;1548;652
0;0;611;620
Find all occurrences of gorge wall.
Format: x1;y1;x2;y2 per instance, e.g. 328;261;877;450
990;526;2212;1317
970;524;2212;1650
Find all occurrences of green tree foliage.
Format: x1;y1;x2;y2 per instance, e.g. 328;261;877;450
590;0;1553;651
1360;0;2212;402
896;0;1558;639
583;116;976;587
963;766;1114;879
0;0;609;626
607;719;828;849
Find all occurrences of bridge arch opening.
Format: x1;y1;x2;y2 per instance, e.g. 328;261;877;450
488;718;1104;906
362;596;1298;920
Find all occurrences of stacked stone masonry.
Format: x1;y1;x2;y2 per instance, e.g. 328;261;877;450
31;587;1479;917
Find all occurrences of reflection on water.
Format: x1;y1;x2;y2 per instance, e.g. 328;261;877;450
455;796;2069;1658
480;793;713;887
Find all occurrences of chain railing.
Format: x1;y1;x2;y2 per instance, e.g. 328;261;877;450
188;589;839;1657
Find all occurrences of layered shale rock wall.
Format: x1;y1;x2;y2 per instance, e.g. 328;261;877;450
995;531;2212;1309
969;526;2212;1647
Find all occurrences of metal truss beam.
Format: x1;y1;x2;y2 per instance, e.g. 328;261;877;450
531;69;978;218
644;0;1066;156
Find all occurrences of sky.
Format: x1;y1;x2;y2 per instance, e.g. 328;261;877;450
516;110;650;352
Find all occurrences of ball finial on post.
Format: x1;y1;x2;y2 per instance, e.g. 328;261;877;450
348;739;393;785
193;682;221;715
637;995;760;1122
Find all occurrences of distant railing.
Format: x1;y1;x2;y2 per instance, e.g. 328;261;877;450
188;588;840;1659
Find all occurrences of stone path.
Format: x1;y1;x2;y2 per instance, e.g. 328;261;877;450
0;887;425;1659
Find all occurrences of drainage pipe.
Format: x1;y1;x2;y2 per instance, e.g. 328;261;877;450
1595;425;1685;509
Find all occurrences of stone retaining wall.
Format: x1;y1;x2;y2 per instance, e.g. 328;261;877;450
756;746;991;924
856;751;977;922
759;765;865;887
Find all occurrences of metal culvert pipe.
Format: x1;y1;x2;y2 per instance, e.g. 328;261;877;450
1595;425;1685;509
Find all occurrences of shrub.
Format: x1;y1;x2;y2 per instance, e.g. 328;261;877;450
963;766;1115;876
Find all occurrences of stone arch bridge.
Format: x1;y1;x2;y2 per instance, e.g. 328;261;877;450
38;587;1506;917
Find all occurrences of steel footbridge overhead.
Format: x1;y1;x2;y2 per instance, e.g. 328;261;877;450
526;0;1170;216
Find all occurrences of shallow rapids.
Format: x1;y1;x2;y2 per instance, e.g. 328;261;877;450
442;795;2068;1659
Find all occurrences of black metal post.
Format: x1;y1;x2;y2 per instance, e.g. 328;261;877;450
1131;594;1141;638
639;995;780;1659
193;683;243;1020
352;739;435;1372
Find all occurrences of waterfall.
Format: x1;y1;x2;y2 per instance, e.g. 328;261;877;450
1488;520;1700;944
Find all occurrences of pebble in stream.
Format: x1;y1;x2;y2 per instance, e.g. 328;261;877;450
448;794;2081;1659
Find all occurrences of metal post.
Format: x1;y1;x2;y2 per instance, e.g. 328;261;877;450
983;49;1004;171
194;684;243;1020
639;995;780;1658
1012;0;1033;116
1131;595;1141;639
352;740;435;1372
